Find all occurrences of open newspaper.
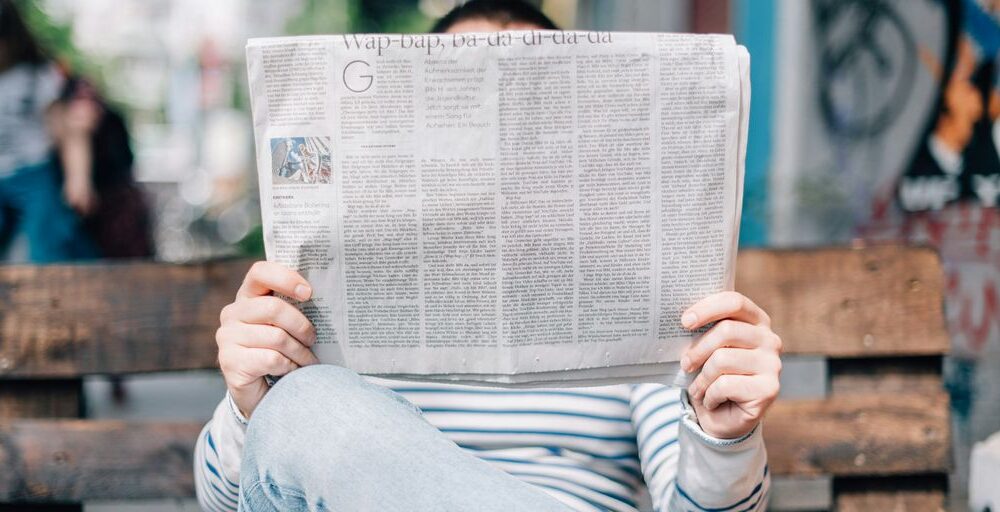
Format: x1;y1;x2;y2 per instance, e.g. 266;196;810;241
246;31;750;387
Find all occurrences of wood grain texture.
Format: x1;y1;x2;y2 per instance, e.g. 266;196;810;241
764;392;951;477
0;420;200;501
0;245;948;376
736;245;950;357
0;259;251;378
834;475;947;512
1;394;953;501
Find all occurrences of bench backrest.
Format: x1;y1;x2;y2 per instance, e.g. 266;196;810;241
0;245;950;510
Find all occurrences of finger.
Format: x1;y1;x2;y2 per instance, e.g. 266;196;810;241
246;348;299;378
683;320;777;372
221;296;317;346
702;374;779;411
237;261;311;301
682;291;770;330
219;346;298;382
688;347;780;400
230;323;319;367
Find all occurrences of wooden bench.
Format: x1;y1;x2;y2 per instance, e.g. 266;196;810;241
0;244;951;510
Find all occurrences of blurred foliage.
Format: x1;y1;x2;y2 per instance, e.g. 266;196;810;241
285;0;432;35
355;0;433;32
14;0;101;83
238;225;266;257
285;0;356;35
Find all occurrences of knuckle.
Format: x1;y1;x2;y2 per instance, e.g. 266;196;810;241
766;376;781;398
724;291;744;312
215;326;229;347
217;347;237;373
772;333;784;353
718;319;738;339
760;309;772;326
302;317;316;335
263;296;283;318
267;327;287;347
700;356;717;377
250;260;267;275
264;351;284;368
738;293;753;311
709;349;730;370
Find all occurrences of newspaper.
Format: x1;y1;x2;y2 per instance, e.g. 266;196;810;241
246;31;750;387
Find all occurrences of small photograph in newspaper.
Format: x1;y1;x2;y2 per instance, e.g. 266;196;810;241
270;136;333;185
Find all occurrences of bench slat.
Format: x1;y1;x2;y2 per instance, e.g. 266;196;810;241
0;245;948;377
834;475;947;512
765;392;950;477
736;245;949;357
2;389;950;502
0;260;250;378
0;420;200;502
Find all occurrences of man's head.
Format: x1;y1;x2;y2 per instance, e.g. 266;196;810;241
432;0;558;34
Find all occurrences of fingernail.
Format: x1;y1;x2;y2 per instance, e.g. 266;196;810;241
681;312;698;329
294;284;311;301
680;355;691;372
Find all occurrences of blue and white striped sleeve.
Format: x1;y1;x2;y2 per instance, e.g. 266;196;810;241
630;383;769;512
194;393;248;512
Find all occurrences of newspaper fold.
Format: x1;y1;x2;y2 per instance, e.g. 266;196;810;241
246;31;750;387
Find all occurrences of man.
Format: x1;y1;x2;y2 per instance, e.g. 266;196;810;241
196;2;780;510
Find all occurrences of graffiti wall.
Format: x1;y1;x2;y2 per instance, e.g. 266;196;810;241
772;0;1000;495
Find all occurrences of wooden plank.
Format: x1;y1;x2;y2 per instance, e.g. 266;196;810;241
829;357;944;396
0;420;200;502
834;475;947;512
0;381;84;511
0;381;82;419
0;245;950;375
736;245;950;357
0;259;251;378
764;392;950;476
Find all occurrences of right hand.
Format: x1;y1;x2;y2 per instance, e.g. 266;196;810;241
217;261;319;418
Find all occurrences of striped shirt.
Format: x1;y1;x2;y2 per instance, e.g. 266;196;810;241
195;381;768;511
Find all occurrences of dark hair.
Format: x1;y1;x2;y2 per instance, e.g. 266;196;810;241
0;0;45;65
431;0;558;33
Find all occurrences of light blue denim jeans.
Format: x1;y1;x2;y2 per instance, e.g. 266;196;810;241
240;365;573;511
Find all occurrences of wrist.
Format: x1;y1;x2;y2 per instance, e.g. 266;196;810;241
699;422;757;440
225;390;250;426
227;380;268;420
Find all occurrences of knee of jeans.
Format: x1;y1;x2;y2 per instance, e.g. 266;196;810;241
251;365;366;426
242;365;412;474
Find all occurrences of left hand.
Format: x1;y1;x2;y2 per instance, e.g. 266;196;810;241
680;291;782;439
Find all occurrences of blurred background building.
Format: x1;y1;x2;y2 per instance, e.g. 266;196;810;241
6;0;997;510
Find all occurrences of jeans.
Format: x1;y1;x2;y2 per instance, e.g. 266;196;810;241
240;365;573;511
0;160;98;262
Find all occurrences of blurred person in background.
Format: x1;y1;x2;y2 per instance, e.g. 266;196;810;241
0;0;97;262
51;77;154;259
